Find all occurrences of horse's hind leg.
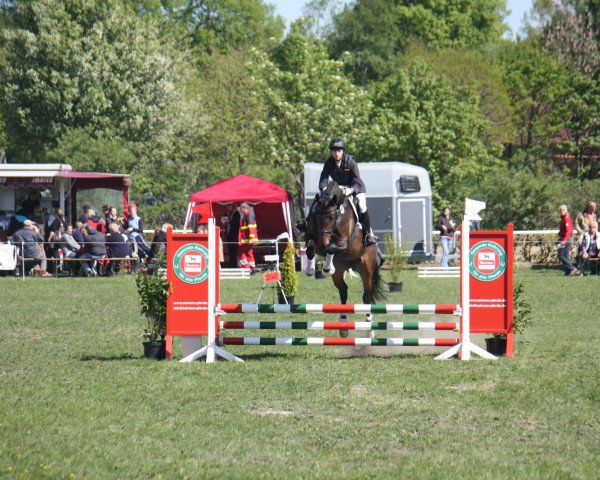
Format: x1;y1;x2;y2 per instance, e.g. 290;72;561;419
332;268;349;338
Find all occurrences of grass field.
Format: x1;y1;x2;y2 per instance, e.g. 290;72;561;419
1;267;599;479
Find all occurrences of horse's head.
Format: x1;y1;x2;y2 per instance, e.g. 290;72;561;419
315;181;346;249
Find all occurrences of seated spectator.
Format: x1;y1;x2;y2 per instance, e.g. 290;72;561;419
576;221;600;275
103;204;118;226
149;223;171;261
105;222;132;276
125;203;151;258
72;221;85;245
46;208;69;272
86;209;106;233
8;210;28;236
59;225;81;259
12;219;51;276
79;224;106;277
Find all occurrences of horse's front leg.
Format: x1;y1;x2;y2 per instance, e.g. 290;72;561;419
303;239;316;276
332;267;349;338
359;264;376;338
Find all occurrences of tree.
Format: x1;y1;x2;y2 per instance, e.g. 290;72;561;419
367;60;501;212
404;42;515;143
327;0;509;84
158;0;284;56
248;22;374;212
0;0;187;161
499;39;570;161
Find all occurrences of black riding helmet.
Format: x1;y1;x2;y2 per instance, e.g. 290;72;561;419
329;138;346;150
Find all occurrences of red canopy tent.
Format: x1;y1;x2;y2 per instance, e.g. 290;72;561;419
184;174;295;242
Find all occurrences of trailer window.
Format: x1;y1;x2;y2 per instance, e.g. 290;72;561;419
397;176;420;193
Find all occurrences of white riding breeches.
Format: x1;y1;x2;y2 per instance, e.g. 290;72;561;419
356;193;367;213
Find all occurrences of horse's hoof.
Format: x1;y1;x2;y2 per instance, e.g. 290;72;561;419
322;267;335;277
304;264;315;276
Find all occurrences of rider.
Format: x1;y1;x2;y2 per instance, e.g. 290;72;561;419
297;138;377;247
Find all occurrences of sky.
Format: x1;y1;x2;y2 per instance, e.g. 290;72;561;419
269;0;533;38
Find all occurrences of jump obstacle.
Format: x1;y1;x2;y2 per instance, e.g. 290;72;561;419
166;199;514;363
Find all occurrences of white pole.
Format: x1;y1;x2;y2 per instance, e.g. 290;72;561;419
206;217;216;363
461;214;472;360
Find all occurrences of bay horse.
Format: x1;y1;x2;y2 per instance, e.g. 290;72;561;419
305;181;386;335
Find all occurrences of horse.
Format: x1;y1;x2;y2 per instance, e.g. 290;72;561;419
304;181;387;335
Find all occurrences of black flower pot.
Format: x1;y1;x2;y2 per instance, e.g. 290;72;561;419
143;341;166;360
278;292;294;304
485;337;506;356
388;281;403;292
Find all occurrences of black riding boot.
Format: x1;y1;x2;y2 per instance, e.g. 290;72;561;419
296;194;319;233
360;211;377;246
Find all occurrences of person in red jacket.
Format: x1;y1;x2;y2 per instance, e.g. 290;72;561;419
558;204;578;276
238;202;258;274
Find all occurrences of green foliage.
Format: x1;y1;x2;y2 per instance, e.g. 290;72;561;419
476;165;600;230
368;60;501;213
0;0;188;160
135;268;168;342
499;39;570;155
46;127;137;173
383;232;407;284
248;22;373;210
280;241;298;298
496;279;533;338
161;0;284;57
404;42;515;143
327;0;508;84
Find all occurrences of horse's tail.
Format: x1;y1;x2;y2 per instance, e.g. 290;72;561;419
372;260;388;303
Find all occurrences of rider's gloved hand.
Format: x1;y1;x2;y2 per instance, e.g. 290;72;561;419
341;186;353;196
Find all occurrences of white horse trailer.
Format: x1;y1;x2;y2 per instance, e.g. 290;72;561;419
303;161;434;259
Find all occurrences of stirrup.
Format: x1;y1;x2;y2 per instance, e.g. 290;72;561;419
296;219;307;233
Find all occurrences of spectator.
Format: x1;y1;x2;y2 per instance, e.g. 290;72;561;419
59;224;81;259
47;208;69;266
21;191;40;217
79;204;93;223
238;202;258;274
436;207;456;268
31;205;47;237
72;221;85;245
196;222;225;264
12;219;51;276
86;209;106;233
125;203;151;258
79;224;106;277
575;201;597;236
224;203;241;268
557;204;578;276
149;223;171;262
105;222;132;276
103;204;118;226
8;210;28;236
575;221;600;275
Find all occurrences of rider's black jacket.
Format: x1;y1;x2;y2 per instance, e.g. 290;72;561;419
318;154;366;195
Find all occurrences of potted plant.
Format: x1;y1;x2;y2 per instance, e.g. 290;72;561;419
278;240;299;304
485;279;532;355
136;267;169;359
384;233;408;292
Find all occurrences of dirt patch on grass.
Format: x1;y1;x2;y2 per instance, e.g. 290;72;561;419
252;408;296;417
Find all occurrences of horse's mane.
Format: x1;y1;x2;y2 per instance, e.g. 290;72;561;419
320;181;345;209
